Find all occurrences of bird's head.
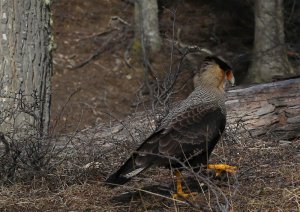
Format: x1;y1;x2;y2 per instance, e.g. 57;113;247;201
194;56;235;91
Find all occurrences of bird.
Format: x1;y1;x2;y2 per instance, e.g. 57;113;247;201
106;55;236;198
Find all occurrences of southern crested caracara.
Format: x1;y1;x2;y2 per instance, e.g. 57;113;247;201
106;56;236;198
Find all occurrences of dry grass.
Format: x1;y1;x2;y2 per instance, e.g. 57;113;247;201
225;137;300;211
1;122;299;211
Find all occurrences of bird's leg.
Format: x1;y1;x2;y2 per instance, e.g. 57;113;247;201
172;170;197;199
207;164;237;176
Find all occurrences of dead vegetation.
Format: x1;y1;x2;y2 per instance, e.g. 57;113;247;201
1;109;299;211
1;0;300;211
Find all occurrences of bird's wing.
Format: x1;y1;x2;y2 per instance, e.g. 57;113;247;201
137;103;226;158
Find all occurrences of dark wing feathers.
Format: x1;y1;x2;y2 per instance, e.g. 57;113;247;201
158;104;225;152
136;103;226;163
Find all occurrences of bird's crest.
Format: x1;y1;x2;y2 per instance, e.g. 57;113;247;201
204;56;232;71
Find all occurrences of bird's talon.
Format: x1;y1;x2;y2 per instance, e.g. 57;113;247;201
207;164;237;177
172;192;197;199
215;170;222;177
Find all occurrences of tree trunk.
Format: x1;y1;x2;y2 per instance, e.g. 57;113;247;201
248;0;294;83
0;0;53;136
226;77;300;140
134;0;162;55
116;77;300;141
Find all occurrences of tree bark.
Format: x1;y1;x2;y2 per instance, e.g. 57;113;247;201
226;77;300;140
134;0;162;55
0;0;53;136
248;0;294;83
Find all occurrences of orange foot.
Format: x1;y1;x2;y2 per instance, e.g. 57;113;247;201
172;170;197;199
172;190;198;199
207;164;237;177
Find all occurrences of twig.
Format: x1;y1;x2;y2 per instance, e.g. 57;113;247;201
0;132;10;156
71;35;113;69
76;28;116;41
51;88;81;134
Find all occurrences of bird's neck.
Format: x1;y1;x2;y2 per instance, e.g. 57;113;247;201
197;82;225;95
192;84;225;105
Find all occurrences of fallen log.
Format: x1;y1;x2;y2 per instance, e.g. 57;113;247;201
226;77;300;140
1;78;299;157
80;77;300;144
74;77;300;171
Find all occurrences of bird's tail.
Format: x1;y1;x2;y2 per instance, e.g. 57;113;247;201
106;154;147;187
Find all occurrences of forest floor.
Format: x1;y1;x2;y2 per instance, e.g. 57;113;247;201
0;0;299;211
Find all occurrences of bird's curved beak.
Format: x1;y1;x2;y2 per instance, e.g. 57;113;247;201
226;70;235;86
